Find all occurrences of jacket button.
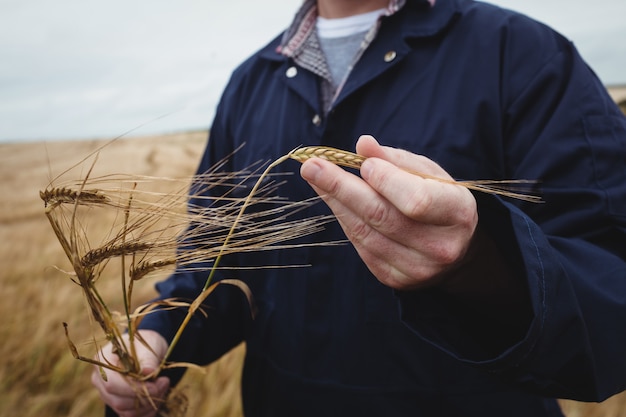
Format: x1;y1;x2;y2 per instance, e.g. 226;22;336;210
312;114;322;126
384;50;397;62
286;66;298;78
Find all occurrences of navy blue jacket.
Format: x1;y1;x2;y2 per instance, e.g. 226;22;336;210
141;0;626;415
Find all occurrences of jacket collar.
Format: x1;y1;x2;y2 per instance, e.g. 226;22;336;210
259;0;462;63
256;0;463;114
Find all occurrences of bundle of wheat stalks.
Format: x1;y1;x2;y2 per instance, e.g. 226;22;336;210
40;143;538;416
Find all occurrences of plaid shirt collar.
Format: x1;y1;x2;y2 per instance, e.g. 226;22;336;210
276;0;436;112
278;0;435;58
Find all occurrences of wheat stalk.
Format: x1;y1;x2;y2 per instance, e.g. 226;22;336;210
41;146;340;415
42;142;539;415
289;146;542;203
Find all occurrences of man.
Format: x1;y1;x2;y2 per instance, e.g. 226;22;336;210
93;0;626;416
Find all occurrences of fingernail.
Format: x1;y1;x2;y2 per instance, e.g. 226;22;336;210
300;159;322;182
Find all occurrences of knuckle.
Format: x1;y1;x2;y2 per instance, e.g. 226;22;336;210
427;238;466;267
455;195;478;224
437;244;462;266
322;173;342;196
346;219;373;244
364;200;388;228
402;189;432;219
438;239;467;267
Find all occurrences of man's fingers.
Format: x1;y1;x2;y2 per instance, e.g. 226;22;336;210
91;331;171;417
93;370;168;417
360;156;476;226
301;158;415;241
355;134;450;177
300;136;478;289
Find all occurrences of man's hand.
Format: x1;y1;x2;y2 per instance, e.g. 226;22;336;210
300;135;478;290
91;330;170;417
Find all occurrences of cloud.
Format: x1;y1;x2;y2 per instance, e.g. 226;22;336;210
0;0;298;142
0;0;624;142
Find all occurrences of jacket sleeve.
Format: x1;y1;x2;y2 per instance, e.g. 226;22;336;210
397;17;626;402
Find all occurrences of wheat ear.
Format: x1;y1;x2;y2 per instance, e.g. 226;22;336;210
289;146;541;203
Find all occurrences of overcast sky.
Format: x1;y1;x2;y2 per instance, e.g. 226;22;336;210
1;0;625;143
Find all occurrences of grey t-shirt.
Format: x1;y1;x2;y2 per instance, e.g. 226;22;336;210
318;31;368;88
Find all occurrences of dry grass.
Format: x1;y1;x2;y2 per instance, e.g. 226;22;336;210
0;130;625;416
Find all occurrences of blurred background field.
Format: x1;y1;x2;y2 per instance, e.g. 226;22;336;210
0;131;245;417
1;99;626;415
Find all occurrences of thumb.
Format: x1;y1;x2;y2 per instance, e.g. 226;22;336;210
134;330;169;375
136;347;161;376
139;356;171;400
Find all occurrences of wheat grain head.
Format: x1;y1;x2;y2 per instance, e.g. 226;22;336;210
289;146;541;203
